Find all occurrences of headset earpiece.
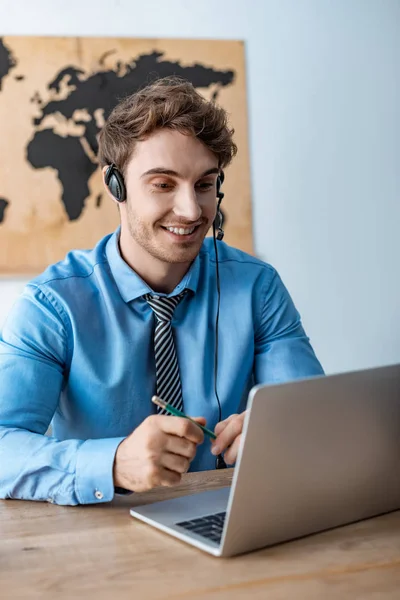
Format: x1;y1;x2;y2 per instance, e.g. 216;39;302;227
105;164;127;203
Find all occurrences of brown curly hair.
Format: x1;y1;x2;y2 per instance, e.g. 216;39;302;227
97;76;237;174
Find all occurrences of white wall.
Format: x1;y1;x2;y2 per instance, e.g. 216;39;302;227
1;0;399;374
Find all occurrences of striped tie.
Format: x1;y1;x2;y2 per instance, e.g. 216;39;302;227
145;291;187;414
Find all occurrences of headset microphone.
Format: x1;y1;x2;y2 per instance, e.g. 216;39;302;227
215;172;225;241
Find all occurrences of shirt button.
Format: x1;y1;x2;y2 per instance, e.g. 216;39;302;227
94;490;104;500
47;497;54;504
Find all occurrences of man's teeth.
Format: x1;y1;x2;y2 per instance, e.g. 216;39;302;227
165;226;195;235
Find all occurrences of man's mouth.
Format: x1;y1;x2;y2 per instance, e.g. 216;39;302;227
161;224;200;237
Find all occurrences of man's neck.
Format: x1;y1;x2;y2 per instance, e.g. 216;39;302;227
119;228;191;294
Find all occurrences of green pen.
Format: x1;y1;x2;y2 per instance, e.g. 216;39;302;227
152;395;217;440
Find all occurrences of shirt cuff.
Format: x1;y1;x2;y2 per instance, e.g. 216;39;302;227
75;437;125;504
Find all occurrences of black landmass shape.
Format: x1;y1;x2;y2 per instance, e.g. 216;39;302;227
34;51;235;129
48;66;86;94
27;51;235;221
27;130;97;221
0;38;17;90
0;198;9;223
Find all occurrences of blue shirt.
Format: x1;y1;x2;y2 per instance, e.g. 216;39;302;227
0;230;324;505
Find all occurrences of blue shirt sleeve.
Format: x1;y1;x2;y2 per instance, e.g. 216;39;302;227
254;270;325;384
0;285;124;505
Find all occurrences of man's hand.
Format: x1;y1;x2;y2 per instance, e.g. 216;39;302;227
113;415;206;492
211;412;247;465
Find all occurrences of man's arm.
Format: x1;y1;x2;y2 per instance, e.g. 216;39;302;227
0;285;124;505
253;269;324;384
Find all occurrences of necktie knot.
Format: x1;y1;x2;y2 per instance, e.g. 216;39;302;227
145;290;187;323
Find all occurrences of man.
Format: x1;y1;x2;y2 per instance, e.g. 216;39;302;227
0;77;324;505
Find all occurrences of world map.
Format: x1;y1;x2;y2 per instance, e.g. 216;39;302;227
0;37;234;225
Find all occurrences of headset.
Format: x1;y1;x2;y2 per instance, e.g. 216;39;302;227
105;163;227;469
104;163;127;203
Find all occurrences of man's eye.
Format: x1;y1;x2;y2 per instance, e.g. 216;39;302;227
197;182;214;191
153;183;172;190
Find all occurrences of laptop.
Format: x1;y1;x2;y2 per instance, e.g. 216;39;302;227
130;363;400;557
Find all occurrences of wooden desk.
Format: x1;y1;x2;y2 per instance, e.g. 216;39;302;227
1;469;400;599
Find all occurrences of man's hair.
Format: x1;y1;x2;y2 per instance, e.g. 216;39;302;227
97;76;237;174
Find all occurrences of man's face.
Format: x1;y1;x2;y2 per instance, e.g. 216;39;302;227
121;129;219;264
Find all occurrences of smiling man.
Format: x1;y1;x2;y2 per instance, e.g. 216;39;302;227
0;77;324;505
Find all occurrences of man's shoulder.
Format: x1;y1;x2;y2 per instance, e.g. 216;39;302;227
29;232;112;292
200;238;277;278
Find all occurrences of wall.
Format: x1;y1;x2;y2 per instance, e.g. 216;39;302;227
1;0;399;374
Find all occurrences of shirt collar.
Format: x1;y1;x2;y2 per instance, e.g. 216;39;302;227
105;228;201;303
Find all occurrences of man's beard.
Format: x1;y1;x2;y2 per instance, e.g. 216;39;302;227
127;209;209;264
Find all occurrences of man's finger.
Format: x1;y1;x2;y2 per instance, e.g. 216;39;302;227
214;414;236;437
224;435;242;465
191;416;207;427
158;466;182;487
161;451;191;475
159;415;204;444
165;435;197;460
212;415;244;455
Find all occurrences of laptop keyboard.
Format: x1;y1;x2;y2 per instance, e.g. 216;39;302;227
175;511;226;544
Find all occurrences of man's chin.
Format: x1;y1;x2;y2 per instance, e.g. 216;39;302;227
160;246;201;264
150;238;203;264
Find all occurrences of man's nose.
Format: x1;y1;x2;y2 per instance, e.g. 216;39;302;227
173;186;202;222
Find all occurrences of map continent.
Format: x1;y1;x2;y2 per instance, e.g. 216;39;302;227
0;38;17;90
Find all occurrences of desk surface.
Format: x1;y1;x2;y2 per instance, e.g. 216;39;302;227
1;469;400;599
